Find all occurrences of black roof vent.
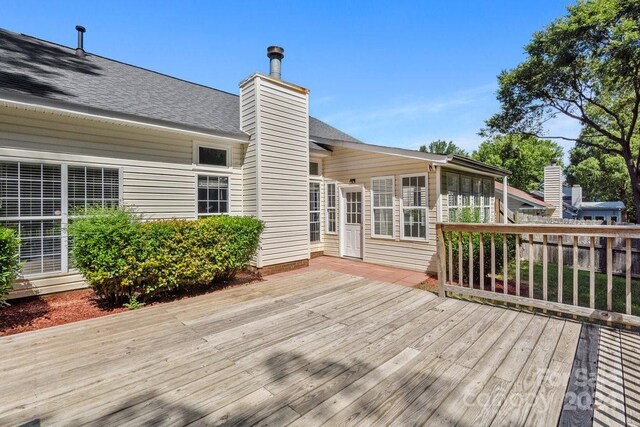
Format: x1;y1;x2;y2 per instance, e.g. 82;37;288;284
75;25;86;57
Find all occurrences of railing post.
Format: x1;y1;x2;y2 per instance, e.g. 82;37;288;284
436;224;446;298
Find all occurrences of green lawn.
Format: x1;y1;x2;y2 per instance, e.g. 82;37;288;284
504;262;640;316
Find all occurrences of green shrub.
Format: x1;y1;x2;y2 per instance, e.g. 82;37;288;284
0;226;21;303
68;207;263;302
67;207;144;303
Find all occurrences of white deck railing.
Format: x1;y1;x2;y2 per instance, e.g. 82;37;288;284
436;223;640;327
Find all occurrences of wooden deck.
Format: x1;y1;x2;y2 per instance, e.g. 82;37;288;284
0;267;618;426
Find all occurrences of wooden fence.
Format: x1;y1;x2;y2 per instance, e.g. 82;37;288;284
436;223;640;327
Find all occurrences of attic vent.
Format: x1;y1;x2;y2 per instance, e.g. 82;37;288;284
75;25;86;57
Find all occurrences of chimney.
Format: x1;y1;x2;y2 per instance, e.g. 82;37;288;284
543;165;563;218
75;25;86;57
571;185;582;207
266;46;284;80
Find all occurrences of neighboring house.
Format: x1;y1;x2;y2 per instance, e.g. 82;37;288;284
0;28;508;298
494;182;553;218
541;166;625;223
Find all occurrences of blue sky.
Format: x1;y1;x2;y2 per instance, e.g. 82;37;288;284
3;1;580;155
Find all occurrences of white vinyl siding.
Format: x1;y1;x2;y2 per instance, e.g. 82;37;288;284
240;75;310;267
371;177;394;238
400;175;428;240
322;146;438;272
0;106;244;297
326;183;337;234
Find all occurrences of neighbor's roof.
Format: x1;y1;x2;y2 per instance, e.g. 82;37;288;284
580;201;625;210
0;28;361;143
494;182;552;209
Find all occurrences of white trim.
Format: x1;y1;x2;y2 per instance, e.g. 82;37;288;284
399;173;429;242
370;176;395;239
339;184;365;259
325;182;337;235
192;140;233;170
436;166;442;222
0;97;249;143
194;173;231;218
254;77;263;268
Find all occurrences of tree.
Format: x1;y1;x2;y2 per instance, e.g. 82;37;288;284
566;143;636;219
483;0;640;221
418;140;468;156
472;135;563;192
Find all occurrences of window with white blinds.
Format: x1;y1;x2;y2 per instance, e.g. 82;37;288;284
68;166;120;214
310;182;321;242
0;161;120;276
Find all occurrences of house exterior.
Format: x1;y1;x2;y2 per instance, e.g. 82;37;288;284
0;28;508;298
494;181;553;217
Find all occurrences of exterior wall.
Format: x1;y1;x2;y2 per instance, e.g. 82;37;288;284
0;106;245;297
239;75;310;268
322;147;437;273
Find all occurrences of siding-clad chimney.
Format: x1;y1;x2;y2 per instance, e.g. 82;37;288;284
239;47;310;269
571;185;582;207
543;165;563;218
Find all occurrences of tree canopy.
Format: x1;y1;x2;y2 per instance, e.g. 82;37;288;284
418;140;468;156
483;0;640;221
472;135;563;192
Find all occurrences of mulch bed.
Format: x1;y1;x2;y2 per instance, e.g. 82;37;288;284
0;271;261;337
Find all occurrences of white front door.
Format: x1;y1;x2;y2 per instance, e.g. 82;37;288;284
343;190;362;258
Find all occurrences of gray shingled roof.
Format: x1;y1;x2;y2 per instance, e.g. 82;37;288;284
0;28;360;143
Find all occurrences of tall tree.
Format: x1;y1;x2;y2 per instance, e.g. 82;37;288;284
418;139;468;156
472;135;563;192
482;0;640;221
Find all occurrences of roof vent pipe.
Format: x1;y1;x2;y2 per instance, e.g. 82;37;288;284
75;25;86;57
266;46;284;80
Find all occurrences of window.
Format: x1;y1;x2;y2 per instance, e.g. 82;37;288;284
401;175;427;240
0;162;121;276
309;162;320;176
194;142;230;168
197;175;229;216
447;173;459;221
310;182;321;242
68;166;120;214
583;215;592;220
446;171;493;223
326;183;337;234
371;177;394;237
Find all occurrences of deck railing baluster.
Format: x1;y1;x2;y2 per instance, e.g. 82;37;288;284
479;233;485;291
528;233;534;300
458;232;463;287
626;238;632;315
573;236;579;306
491;234;496;293
515;234;520;297
590;236;595;309
468;233;474;289
607;237;613;311
543;235;548;302
557;235;563;304
503;234;508;294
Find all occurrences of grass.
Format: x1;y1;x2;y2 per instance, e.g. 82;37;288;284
504;262;640;316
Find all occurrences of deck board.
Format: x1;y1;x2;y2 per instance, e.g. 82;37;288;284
0;268;592;426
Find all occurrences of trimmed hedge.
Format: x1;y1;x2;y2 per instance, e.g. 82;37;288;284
68;207;263;302
0;226;21;303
